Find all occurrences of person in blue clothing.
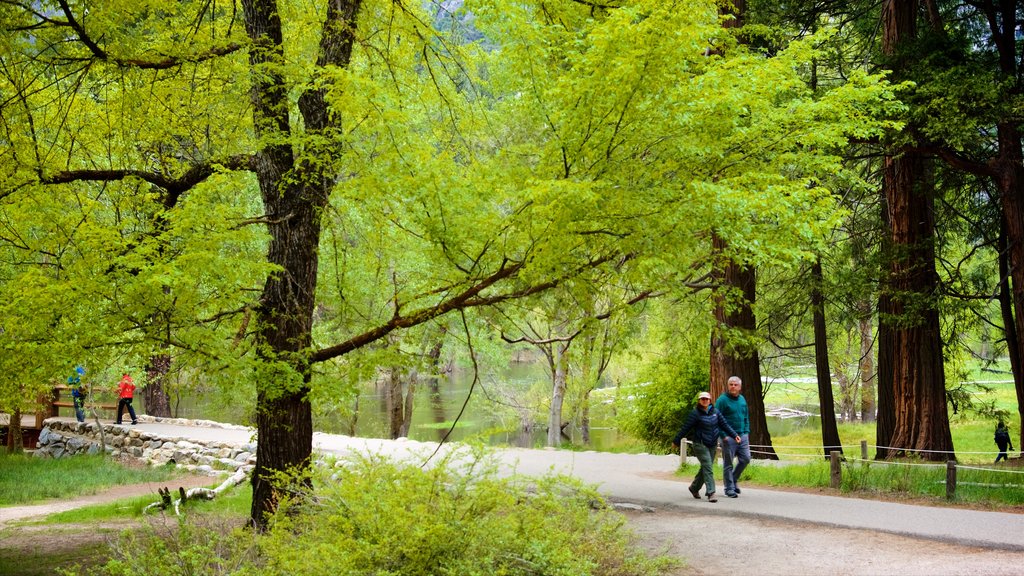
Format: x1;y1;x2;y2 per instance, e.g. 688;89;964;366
672;391;740;503
716;375;751;498
69;366;87;423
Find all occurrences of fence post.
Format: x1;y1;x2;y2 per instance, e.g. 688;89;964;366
830;450;842;489
861;440;868;461
946;461;957;500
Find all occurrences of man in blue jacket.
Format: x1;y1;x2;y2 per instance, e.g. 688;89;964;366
716;375;750;498
672;391;740;503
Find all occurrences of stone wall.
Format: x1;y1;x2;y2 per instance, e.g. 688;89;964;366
36;417;256;477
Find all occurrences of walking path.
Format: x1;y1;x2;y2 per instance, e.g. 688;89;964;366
14;418;1024;551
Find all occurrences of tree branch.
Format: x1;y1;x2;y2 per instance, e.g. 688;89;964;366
52;0;243;69
309;253;618;363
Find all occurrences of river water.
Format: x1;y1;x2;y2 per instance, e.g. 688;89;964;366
73;363;816;451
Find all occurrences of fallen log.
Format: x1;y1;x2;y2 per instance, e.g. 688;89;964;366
143;468;249;515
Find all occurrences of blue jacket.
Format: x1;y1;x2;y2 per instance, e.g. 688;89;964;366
673;404;738;449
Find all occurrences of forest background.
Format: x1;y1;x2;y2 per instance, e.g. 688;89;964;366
2;0;1023;529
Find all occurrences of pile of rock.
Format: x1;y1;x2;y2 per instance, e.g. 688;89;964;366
35;418;256;477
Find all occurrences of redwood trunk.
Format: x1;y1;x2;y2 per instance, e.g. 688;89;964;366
709;233;777;459
882;151;954;459
878;0;953;461
998;222;1024;450
876;201;896;459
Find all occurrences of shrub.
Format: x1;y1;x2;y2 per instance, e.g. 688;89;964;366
618;355;708;453
85;448;674;576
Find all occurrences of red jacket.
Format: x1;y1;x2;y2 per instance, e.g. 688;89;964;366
118;375;135;399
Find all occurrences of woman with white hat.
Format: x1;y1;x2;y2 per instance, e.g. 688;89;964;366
671;391;740;502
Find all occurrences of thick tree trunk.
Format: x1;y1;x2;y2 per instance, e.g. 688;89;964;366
709;234;777;459
875;291;896;459
877;0;953;461
401;371;415;438
882;150;954;460
248;197;322;526
144;352;172;418
8;407;24;454
811;259;842;455
242;0;361;528
875;192;896;459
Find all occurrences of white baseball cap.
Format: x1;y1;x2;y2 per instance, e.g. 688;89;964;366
698;392;711;400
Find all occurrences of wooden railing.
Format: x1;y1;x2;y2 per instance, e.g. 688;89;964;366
47;385;119;420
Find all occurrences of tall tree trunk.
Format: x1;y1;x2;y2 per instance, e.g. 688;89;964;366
242;0;361;528
878;0;954;461
401;371;416;438
547;343;570;447
811;259;843;455
971;0;1024;454
993;120;1024;455
882;149;954;459
709;233;777;459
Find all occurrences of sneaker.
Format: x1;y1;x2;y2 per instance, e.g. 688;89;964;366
131;421;138;425
706;493;717;503
734;486;741;494
726;491;738;498
688;486;700;500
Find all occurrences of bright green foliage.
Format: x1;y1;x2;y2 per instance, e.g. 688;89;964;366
87;450;674;576
0;0;902;409
258;451;673;575
617;303;712;452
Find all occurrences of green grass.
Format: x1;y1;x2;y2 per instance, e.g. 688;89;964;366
712;409;1024;507
0;453;183;506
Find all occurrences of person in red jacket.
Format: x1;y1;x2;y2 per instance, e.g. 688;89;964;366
115;373;138;425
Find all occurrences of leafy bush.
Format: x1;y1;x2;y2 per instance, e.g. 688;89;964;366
618;355;708;453
77;516;262;576
86;448;674;576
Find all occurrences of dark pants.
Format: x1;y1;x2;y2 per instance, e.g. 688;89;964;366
74;399;86;423
116;398;137;424
996;441;1010;462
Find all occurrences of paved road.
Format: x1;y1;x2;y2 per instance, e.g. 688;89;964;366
69;418;1024;551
